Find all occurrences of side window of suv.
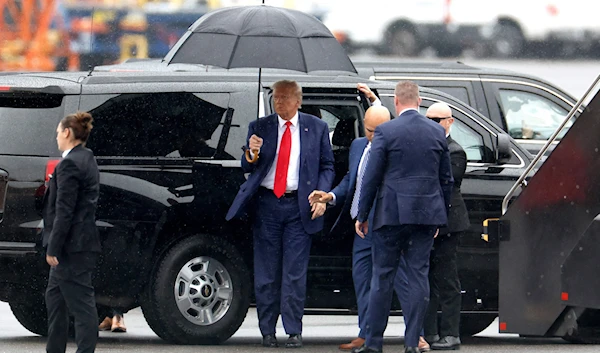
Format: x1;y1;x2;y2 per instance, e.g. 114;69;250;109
418;106;486;162
298;99;363;186
498;89;571;140
300;104;360;149
83;92;232;158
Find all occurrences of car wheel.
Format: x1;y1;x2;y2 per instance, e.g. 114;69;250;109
459;313;497;337
10;301;48;336
387;25;419;57
563;327;600;344
490;23;524;58
141;235;251;344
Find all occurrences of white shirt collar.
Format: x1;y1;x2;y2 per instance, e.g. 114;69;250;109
398;107;418;116
277;112;299;128
62;148;72;158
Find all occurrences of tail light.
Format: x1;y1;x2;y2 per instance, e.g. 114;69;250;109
36;159;60;199
45;159;60;183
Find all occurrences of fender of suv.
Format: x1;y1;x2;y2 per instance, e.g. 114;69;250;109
0;67;530;343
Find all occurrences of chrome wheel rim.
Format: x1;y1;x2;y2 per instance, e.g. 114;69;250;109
174;256;233;326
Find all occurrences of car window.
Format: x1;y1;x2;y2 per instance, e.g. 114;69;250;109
418;106;486;163
84;92;232;158
300;103;361;150
0;94;65;156
429;86;470;106
498;90;571;140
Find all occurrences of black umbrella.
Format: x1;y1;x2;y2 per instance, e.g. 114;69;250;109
162;4;357;162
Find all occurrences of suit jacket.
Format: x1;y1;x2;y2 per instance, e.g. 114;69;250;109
330;137;373;233
440;135;470;234
42;144;101;257
357;109;453;230
226;112;335;235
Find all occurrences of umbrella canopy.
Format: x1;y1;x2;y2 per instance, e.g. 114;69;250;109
163;5;357;74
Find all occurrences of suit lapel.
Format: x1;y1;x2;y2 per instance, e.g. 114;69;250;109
299;113;309;166
258;115;279;176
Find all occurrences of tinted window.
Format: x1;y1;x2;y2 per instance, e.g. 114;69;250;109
301;103;360;149
418;106;486;162
498;90;570;140
430;86;470;106
85;92;231;158
451;119;485;162
0;94;64;156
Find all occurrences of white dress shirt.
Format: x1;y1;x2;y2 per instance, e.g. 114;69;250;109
398;107;418;116
62;148;73;158
261;112;301;191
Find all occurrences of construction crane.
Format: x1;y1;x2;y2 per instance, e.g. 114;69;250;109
0;0;79;71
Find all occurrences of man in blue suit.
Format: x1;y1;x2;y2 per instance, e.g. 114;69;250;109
354;81;453;353
308;85;430;352
226;80;334;349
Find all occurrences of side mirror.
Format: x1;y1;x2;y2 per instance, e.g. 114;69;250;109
496;133;512;164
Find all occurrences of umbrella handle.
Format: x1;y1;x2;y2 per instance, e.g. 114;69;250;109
245;148;259;163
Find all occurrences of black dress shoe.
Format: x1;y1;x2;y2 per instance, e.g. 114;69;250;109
350;344;382;353
405;347;420;353
431;336;461;350
285;334;303;348
262;334;278;348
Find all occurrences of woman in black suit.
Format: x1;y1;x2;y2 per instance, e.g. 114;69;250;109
43;111;101;353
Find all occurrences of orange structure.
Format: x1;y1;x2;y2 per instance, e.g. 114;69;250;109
0;0;79;71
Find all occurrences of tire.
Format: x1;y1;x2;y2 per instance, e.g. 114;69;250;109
386;24;419;57
490;23;524;58
563;327;600;344
459;313;497;337
10;301;48;336
141;235;251;345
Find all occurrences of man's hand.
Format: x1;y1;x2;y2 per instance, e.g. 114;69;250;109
357;83;377;103
249;134;263;151
311;202;326;220
355;220;369;238
308;190;332;205
46;255;59;267
434;228;439;238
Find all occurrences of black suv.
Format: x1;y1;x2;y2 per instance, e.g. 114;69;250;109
0;68;530;344
355;60;580;155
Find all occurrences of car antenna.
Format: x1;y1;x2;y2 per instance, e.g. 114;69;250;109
87;8;95;77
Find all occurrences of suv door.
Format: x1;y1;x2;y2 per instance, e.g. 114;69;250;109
78;89;241;305
482;78;577;155
265;87;369;310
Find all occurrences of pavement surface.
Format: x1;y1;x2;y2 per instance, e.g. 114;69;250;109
3;302;600;353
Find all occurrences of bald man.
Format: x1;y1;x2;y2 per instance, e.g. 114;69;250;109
309;86;429;352
423;102;469;350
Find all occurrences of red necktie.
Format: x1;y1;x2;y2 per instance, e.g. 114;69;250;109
273;121;292;198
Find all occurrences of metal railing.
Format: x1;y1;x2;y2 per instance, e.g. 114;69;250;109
501;74;600;214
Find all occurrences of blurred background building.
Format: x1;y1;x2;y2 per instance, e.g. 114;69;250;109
0;0;598;72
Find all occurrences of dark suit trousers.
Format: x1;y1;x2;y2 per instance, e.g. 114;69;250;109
424;232;462;338
45;253;98;353
253;189;311;336
365;224;435;350
352;232;415;339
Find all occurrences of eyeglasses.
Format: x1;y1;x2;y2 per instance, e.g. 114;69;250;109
427;116;451;123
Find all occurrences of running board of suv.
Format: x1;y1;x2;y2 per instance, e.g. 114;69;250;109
0;241;37;255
